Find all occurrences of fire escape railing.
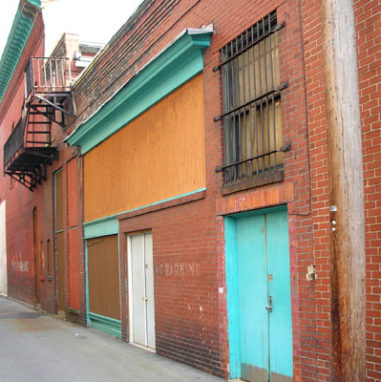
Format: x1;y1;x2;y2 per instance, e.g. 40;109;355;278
3;56;75;190
26;57;72;97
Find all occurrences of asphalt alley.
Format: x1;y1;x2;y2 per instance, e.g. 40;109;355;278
0;296;223;382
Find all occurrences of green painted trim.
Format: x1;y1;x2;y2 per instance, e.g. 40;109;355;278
83;187;206;239
66;29;213;154
0;1;41;103
89;312;122;338
84;215;119;239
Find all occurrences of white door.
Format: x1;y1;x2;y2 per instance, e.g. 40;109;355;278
128;233;155;349
0;201;7;296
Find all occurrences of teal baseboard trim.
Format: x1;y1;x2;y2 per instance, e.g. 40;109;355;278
89;312;122;338
84;187;206;239
66;26;213;154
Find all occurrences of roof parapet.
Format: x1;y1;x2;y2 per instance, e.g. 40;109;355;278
0;0;41;104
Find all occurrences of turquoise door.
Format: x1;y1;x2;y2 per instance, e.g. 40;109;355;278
225;207;293;382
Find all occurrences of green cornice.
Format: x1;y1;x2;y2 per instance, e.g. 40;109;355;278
0;0;41;104
66;27;213;154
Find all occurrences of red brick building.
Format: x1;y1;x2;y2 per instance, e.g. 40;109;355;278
0;0;380;381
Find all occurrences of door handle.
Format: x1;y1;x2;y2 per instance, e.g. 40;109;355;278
265;296;272;312
143;297;149;301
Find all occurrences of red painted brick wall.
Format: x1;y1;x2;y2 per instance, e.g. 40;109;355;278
0;14;46;305
0;14;87;320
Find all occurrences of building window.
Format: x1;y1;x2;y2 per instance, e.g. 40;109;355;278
216;11;287;191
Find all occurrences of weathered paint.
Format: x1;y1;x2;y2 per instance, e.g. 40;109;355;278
225;206;292;381
66;28;212;154
0;201;7;296
321;0;365;379
83;187;206;238
83;74;206;222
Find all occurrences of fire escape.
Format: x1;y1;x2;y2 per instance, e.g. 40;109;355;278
3;57;74;190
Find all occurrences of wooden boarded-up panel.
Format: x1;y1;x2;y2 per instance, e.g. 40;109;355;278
67;158;80;228
54;169;65;311
88;235;120;320
68;228;80;310
33;207;40;302
84;74;206;222
55;170;64;232
0;201;7;296
56;232;65;311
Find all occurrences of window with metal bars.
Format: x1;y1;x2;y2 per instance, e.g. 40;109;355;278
215;11;288;191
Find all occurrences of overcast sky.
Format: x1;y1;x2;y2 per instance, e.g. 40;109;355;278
0;0;143;59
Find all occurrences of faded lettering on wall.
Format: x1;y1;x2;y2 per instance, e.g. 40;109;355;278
155;262;200;277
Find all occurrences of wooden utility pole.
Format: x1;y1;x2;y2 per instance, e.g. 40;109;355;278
321;0;365;380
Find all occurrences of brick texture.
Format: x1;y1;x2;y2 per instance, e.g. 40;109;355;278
1;0;379;380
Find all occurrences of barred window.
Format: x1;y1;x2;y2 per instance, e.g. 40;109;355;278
216;11;287;192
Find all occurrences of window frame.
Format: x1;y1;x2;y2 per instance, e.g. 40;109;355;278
215;11;288;194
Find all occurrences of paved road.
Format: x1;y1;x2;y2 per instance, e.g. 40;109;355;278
0;297;223;382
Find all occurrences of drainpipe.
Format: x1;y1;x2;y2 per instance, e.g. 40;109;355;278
321;0;365;380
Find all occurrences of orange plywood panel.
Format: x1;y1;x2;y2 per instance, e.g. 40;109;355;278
67;157;80;228
68;228;80;310
83;74;206;222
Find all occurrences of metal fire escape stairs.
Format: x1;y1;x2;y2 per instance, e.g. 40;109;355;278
3;57;75;191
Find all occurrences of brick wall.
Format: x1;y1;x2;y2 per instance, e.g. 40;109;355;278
355;0;381;380
0;13;86;319
1;0;377;380
73;0;324;378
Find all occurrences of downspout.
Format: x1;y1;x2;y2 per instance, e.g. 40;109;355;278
321;0;365;380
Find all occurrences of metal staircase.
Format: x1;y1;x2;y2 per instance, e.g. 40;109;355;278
3;57;74;190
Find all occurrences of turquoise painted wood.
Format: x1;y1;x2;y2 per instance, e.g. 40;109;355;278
225;207;293;381
236;214;269;378
267;211;293;378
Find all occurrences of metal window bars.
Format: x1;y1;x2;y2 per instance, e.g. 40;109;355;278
215;11;288;188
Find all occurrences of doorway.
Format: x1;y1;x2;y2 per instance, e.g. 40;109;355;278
225;206;293;382
54;169;65;312
33;207;40;303
0;201;7;296
87;234;121;337
128;232;155;350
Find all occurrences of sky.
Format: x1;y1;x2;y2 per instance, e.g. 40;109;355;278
0;0;143;59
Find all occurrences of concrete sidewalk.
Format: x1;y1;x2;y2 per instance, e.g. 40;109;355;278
0;296;224;382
